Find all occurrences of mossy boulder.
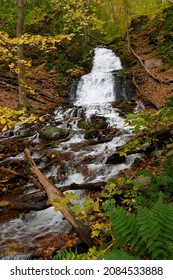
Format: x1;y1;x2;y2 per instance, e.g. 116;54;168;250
39;127;69;140
77;119;108;131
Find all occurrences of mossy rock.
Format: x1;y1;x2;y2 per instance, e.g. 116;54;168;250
39;127;69;140
85;130;99;140
77;119;108;130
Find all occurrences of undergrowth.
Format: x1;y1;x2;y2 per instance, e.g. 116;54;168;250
54;155;173;260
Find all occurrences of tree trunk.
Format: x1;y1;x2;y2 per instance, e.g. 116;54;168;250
109;0;117;24
124;0;130;52
24;148;95;248
84;0;91;46
16;0;30;108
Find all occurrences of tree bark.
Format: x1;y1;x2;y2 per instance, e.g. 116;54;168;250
83;0;91;46
124;0;130;52
24;148;95;248
16;0;30;108
59;181;105;192
0;199;50;211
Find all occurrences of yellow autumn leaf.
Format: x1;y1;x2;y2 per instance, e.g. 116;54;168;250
39;116;44;122
0;119;6;125
2;125;8;131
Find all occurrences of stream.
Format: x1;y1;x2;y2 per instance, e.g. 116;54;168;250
0;47;138;259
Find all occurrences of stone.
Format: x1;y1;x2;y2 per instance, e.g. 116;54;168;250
77;119;108;130
144;58;163;69
39;126;69;140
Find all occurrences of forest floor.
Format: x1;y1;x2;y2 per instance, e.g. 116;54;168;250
128;23;173;108
0;63;70;114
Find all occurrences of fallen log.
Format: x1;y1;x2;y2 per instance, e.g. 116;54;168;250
59;181;106;192
0;199;50;211
24;148;95;248
0;181;104;212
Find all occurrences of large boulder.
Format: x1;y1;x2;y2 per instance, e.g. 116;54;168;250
39;126;69;140
144;58;163;69
77;118;108;131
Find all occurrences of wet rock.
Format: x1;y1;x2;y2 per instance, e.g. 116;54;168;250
111;100;136;116
39;127;69;140
68;78;80;103
85;130;99;140
82;155;97;163
106;152;126;164
113;74;136;101
77;118;108;131
131;157;145;168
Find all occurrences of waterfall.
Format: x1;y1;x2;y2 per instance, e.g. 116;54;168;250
0;47;138;259
75;47;122;106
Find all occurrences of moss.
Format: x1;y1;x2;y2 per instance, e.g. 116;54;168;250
39;127;69;140
77;120;108;130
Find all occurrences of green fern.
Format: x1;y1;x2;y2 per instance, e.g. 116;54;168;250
106;195;173;260
102;249;138;260
162;156;173;178
53;248;86;260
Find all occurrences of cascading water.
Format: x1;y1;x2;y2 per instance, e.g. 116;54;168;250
75;48;122;105
0;47;137;259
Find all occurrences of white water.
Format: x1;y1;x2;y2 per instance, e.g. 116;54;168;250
75;48;122;105
0;47;137;258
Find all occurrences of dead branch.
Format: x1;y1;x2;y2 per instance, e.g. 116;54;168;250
59;181;106;192
88;34;107;45
24;148;95;248
0;167;28;179
0;199;50;211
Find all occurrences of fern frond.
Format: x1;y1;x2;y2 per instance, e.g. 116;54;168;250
53;248;86;260
139;196;173;259
162;156;173;178
103;249;138;260
135;194;158;208
156;174;173;187
136;206;159;256
108;195;173;260
110;206;138;247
